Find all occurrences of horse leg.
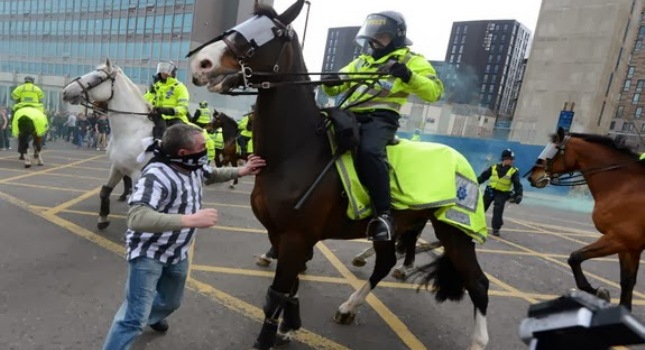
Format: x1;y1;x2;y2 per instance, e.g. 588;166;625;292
256;245;277;267
18;130;30;167
351;245;375;267
568;234;624;302
118;175;133;202
229;156;239;189
98;167;123;230
335;240;397;324
253;234;307;350
33;135;44;166
618;250;641;310
429;221;489;350
391;222;426;280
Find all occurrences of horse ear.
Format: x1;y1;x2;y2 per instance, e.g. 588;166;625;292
557;127;566;143
277;0;304;25
105;57;113;71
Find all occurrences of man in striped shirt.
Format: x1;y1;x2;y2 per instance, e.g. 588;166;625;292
103;123;265;350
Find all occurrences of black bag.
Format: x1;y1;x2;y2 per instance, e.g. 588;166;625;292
325;107;360;154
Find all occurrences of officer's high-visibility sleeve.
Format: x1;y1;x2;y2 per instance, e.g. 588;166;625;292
321;59;358;96
10;86;21;101
173;84;190;118
405;56;444;103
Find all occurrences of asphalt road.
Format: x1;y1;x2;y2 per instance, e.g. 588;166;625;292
1;141;644;350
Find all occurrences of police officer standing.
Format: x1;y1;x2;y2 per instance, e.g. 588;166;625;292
11;76;45;113
477;149;523;236
144;60;190;139
237;105;254;158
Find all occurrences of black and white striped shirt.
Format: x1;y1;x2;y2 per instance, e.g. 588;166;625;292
125;162;204;264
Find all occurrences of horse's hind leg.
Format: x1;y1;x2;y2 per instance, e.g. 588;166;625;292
335;240;397;324
391;221;426;280
117;175;133;202
618;250;641;310
33;135;43;166
98;167;123;230
351;245;375;267
568;234;623;302
429;220;489;350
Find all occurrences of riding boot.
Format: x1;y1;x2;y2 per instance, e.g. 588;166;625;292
367;213;394;242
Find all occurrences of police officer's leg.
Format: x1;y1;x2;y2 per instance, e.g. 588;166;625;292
238;136;250;156
355;112;398;241
483;187;494;212
491;191;510;235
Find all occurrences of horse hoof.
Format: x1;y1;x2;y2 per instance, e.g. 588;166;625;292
255;254;272;267
351;257;367;267
229;185;235;189
596;288;611;303
24;164;31;168
333;310;356;325
391;268;407;281
117;195;128;202
274;333;292;348
37;162;43;166
97;221;110;230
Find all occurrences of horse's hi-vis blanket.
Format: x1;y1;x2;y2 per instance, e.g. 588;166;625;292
331;137;488;243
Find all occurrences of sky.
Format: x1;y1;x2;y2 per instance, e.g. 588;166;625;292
271;0;544;71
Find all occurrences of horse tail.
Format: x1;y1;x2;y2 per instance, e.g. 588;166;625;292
412;253;465;302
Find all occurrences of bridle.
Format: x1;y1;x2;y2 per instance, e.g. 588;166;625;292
70;67;150;116
186;14;390;95
528;134;638;186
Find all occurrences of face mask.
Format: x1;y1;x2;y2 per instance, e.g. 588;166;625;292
153;145;208;172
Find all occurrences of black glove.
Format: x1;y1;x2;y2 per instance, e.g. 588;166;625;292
154;107;176;116
389;62;412;83
509;195;522;204
322;74;343;87
148;84;156;94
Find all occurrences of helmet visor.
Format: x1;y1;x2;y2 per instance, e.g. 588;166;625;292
156;61;176;75
355;14;399;48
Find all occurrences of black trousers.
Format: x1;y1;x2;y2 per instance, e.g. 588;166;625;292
483;187;511;231
354;110;399;214
152;117;183;139
238;135;251;155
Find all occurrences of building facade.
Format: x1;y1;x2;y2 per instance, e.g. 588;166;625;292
444;20;531;120
321;26;364;73
0;0;265;116
609;8;645;149
511;0;645;145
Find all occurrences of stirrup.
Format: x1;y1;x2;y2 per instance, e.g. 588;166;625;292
366;215;393;242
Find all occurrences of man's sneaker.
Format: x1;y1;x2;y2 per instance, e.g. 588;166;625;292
367;214;394;242
150;320;169;333
492;230;500;237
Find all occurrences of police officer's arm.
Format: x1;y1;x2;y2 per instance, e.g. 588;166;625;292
35;86;45;101
321;58;360;96
143;87;155;104
192;109;201;123
511;169;524;196
404;56;444;103
10;86;21;102
173;84;190;118
477;166;492;185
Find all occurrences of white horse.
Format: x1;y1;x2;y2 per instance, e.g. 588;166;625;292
62;58;153;229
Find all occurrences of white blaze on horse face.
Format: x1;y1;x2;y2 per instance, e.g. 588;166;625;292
190;41;229;88
469;309;489;350
62;70;113;104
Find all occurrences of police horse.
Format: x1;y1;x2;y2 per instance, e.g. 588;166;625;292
189;1;490;349
62;59;153;230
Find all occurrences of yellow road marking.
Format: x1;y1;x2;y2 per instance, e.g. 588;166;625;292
316;242;427;350
508;218;596;245
0;190;350;350
0;154;105;184
45;186;103;215
0;182;89;193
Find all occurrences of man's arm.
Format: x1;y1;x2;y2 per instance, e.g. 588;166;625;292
321;58;359;96
404;55;444;103
10;86;21;102
477;166;492;185
511;169;523;196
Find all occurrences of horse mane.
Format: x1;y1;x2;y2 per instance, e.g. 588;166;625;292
220;112;239;128
97;64;151;110
554;132;641;159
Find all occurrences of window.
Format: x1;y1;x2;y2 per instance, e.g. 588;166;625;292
610;121;616;130
637;80;645;92
635;40;643;53
624;79;632;92
639;25;645;39
633;93;641;104
628;66;636;78
622;122;634;132
636;106;644;119
616;105;625;117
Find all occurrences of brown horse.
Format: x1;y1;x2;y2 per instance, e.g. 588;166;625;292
208;111;248;188
526;127;645;310
189;1;489;349
13;107;47;168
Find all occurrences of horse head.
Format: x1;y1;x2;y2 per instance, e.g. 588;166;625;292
63;58;120;105
526;127;581;188
189;0;306;93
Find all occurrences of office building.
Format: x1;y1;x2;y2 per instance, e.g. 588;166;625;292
321;26;365;73
609;7;645;149
444;20;531;119
0;0;268;115
511;0;645;145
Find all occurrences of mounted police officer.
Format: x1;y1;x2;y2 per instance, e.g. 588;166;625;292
145;60;190;139
11;76;45;113
322;11;444;241
410;128;421;141
237;105;254;158
193;100;212;129
477;148;523;236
